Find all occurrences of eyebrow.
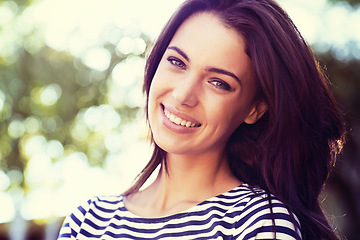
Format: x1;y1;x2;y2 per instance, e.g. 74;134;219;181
167;46;189;62
167;45;241;85
206;67;242;85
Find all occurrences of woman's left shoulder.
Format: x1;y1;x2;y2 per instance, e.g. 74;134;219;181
238;184;298;215
227;184;302;239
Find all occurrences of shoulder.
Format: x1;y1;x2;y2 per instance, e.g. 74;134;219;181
57;195;124;239
228;184;302;239
72;195;125;221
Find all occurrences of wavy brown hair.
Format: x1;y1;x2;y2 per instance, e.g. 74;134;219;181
125;0;346;239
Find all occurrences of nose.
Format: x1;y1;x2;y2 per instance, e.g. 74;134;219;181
171;74;199;107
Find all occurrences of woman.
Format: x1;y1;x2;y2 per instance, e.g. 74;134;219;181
58;0;345;239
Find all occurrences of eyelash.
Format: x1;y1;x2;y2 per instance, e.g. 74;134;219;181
208;79;232;91
167;57;186;70
167;56;233;92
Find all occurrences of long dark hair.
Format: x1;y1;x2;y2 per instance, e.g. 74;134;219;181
125;0;346;239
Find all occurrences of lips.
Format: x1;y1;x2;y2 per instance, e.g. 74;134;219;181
162;105;201;128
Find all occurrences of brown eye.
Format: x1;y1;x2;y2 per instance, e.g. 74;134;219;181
167;57;186;70
208;79;232;91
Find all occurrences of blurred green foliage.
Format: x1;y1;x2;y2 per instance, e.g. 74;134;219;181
0;0;153;231
0;28;150;170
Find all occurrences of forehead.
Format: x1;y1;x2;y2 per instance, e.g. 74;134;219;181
168;12;253;84
171;12;246;53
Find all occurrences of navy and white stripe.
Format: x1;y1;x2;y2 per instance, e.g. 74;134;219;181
58;184;302;239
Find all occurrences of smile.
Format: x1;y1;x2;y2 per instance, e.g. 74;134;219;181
164;108;201;128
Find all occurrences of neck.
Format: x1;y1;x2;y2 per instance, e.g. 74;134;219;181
163;150;233;189
132;150;241;217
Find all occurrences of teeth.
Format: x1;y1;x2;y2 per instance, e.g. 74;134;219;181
164;109;199;128
174;117;182;125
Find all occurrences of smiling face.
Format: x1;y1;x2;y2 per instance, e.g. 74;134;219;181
148;12;261;157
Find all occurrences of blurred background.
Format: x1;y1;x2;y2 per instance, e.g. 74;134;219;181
0;0;358;239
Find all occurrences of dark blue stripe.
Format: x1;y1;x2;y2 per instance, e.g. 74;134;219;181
97;231;233;240
85;211;242;238
111;213;235;231
78;205;87;215
88;208;113;222
235;202;293;229
108;205;231;224
95;196;123;204
102;228;232;239
80;211;239;235
62;222;70;227
70;213;81;227
241;225;299;239
84;218;107;230
79;228;102;238
71;228;77;238
93;201;120;213
199;198;248;207
58;233;71;238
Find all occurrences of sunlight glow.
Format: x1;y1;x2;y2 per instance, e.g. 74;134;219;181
278;0;359;60
0;192;15;223
81;48;111;71
17;0;359;63
46;140;64;159
40;84;62;106
23;0;184;56
0;170;10;191
83;105;121;132
22;135;47;158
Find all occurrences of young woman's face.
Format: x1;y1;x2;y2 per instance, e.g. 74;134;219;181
148;13;259;157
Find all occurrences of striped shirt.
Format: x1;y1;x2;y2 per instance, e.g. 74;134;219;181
57;184;301;239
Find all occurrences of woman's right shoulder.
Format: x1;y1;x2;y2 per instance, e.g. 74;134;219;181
57;195;125;239
74;195;125;217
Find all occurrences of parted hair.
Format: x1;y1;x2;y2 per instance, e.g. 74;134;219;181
125;0;346;239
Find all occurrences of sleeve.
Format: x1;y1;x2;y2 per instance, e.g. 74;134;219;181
57;199;92;239
233;195;302;240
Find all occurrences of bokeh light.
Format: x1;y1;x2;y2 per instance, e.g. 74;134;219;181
0;192;15;223
8;119;25;139
39;84;62;106
81;48;111;71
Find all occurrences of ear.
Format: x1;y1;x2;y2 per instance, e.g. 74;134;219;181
244;101;268;124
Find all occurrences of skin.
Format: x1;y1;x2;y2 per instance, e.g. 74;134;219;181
125;12;266;218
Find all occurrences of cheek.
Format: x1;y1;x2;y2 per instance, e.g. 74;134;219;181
149;65;169;94
148;72;163;103
148;87;160;120
209;99;252;130
147;72;169;118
